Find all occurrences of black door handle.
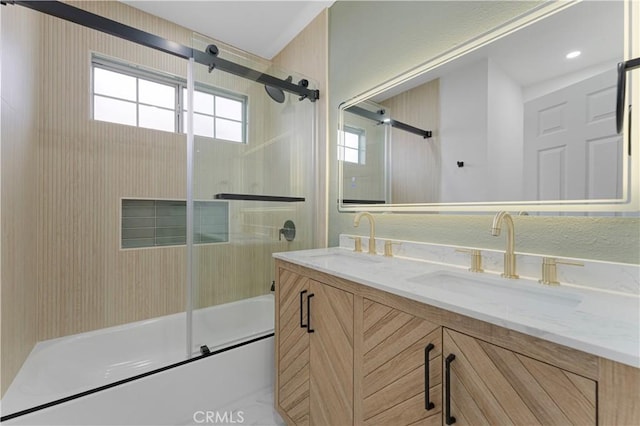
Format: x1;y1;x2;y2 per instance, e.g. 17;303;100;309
306;293;315;333
445;354;456;425
616;57;640;135
424;343;435;410
299;290;307;329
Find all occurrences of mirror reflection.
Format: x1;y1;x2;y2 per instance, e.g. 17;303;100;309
339;1;625;206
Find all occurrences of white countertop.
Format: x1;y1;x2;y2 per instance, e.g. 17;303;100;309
274;247;640;368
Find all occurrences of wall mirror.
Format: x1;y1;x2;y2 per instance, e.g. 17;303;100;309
338;0;639;213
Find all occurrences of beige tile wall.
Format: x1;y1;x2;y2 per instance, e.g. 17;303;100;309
381;78;440;204
1;4;42;397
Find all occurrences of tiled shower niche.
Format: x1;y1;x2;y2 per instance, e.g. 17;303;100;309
121;199;229;249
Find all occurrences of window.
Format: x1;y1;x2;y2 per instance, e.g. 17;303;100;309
182;88;245;142
338;126;366;164
92;56;247;143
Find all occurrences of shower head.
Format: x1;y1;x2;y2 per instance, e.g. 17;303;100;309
265;76;292;103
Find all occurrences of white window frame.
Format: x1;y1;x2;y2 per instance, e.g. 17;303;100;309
339;125;366;165
91;55;248;143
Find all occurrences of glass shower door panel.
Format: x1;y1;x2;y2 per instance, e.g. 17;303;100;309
188;38;317;356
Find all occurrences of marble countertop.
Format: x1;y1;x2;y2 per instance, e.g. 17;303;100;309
274;247;640;368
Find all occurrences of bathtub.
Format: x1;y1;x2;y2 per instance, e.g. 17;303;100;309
1;294;275;418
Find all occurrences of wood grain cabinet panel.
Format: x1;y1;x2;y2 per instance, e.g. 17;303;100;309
443;328;596;426
362;299;442;426
275;260;638;426
276;267;354;426
277;269;311;425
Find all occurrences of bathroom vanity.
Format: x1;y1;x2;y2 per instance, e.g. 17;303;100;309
273;247;640;426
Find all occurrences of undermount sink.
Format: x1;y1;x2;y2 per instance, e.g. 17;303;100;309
407;270;583;310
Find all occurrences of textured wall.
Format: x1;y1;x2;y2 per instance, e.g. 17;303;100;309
0;4;41;397
328;1;640;265
272;10;329;248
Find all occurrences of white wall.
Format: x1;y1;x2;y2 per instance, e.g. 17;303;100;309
440;59;489;202
439;58;523;203
487;58;524;201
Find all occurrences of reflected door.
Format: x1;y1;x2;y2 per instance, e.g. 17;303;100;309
523;69;622;205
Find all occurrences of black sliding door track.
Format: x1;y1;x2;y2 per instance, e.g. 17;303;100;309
0;333;274;422
2;1;319;102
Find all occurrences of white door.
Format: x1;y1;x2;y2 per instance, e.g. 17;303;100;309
523;69;622;214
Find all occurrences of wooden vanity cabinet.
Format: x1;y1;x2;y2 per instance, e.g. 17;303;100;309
275;260;640;426
442;328;596;426
362;299;442;425
276;267;354;426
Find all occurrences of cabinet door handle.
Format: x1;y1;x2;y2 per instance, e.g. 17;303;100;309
299;290;307;329
424;343;435;410
445;354;456;425
306;293;315;333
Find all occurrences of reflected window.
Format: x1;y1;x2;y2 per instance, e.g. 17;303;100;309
339;126;366;164
91;56;247;143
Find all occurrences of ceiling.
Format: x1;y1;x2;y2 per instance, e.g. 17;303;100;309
121;1;334;60
374;1;623;102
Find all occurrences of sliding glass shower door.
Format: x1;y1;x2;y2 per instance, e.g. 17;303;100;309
186;36;318;356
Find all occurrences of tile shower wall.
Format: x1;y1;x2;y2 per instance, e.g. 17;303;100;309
0;4;41;396
121;199;229;248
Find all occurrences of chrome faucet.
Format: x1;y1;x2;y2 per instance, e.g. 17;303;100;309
490;211;519;279
354;212;376;254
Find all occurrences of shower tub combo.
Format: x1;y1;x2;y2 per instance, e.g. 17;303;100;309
2;295;277;425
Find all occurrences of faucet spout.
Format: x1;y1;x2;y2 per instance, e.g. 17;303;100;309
354;212;376;255
490;211;518;279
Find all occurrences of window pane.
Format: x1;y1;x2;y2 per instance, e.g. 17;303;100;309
215;118;243;142
344;132;360;149
94;95;136;126
215;97;243;120
185;113;214;138
344;147;359;164
139;79;175;108
139;105;175;132
94;68;136;101
183;89;214;115
195;90;214;115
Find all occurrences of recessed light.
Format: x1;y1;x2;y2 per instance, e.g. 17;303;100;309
566;50;581;59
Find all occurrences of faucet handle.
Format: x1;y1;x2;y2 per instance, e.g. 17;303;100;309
456;249;484;272
384;240;401;257
540;257;583;285
348;236;363;253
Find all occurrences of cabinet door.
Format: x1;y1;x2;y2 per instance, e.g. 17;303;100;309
309;280;354;426
277;269;311;425
362;299;442;425
276;270;354;426
443;328;596;426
